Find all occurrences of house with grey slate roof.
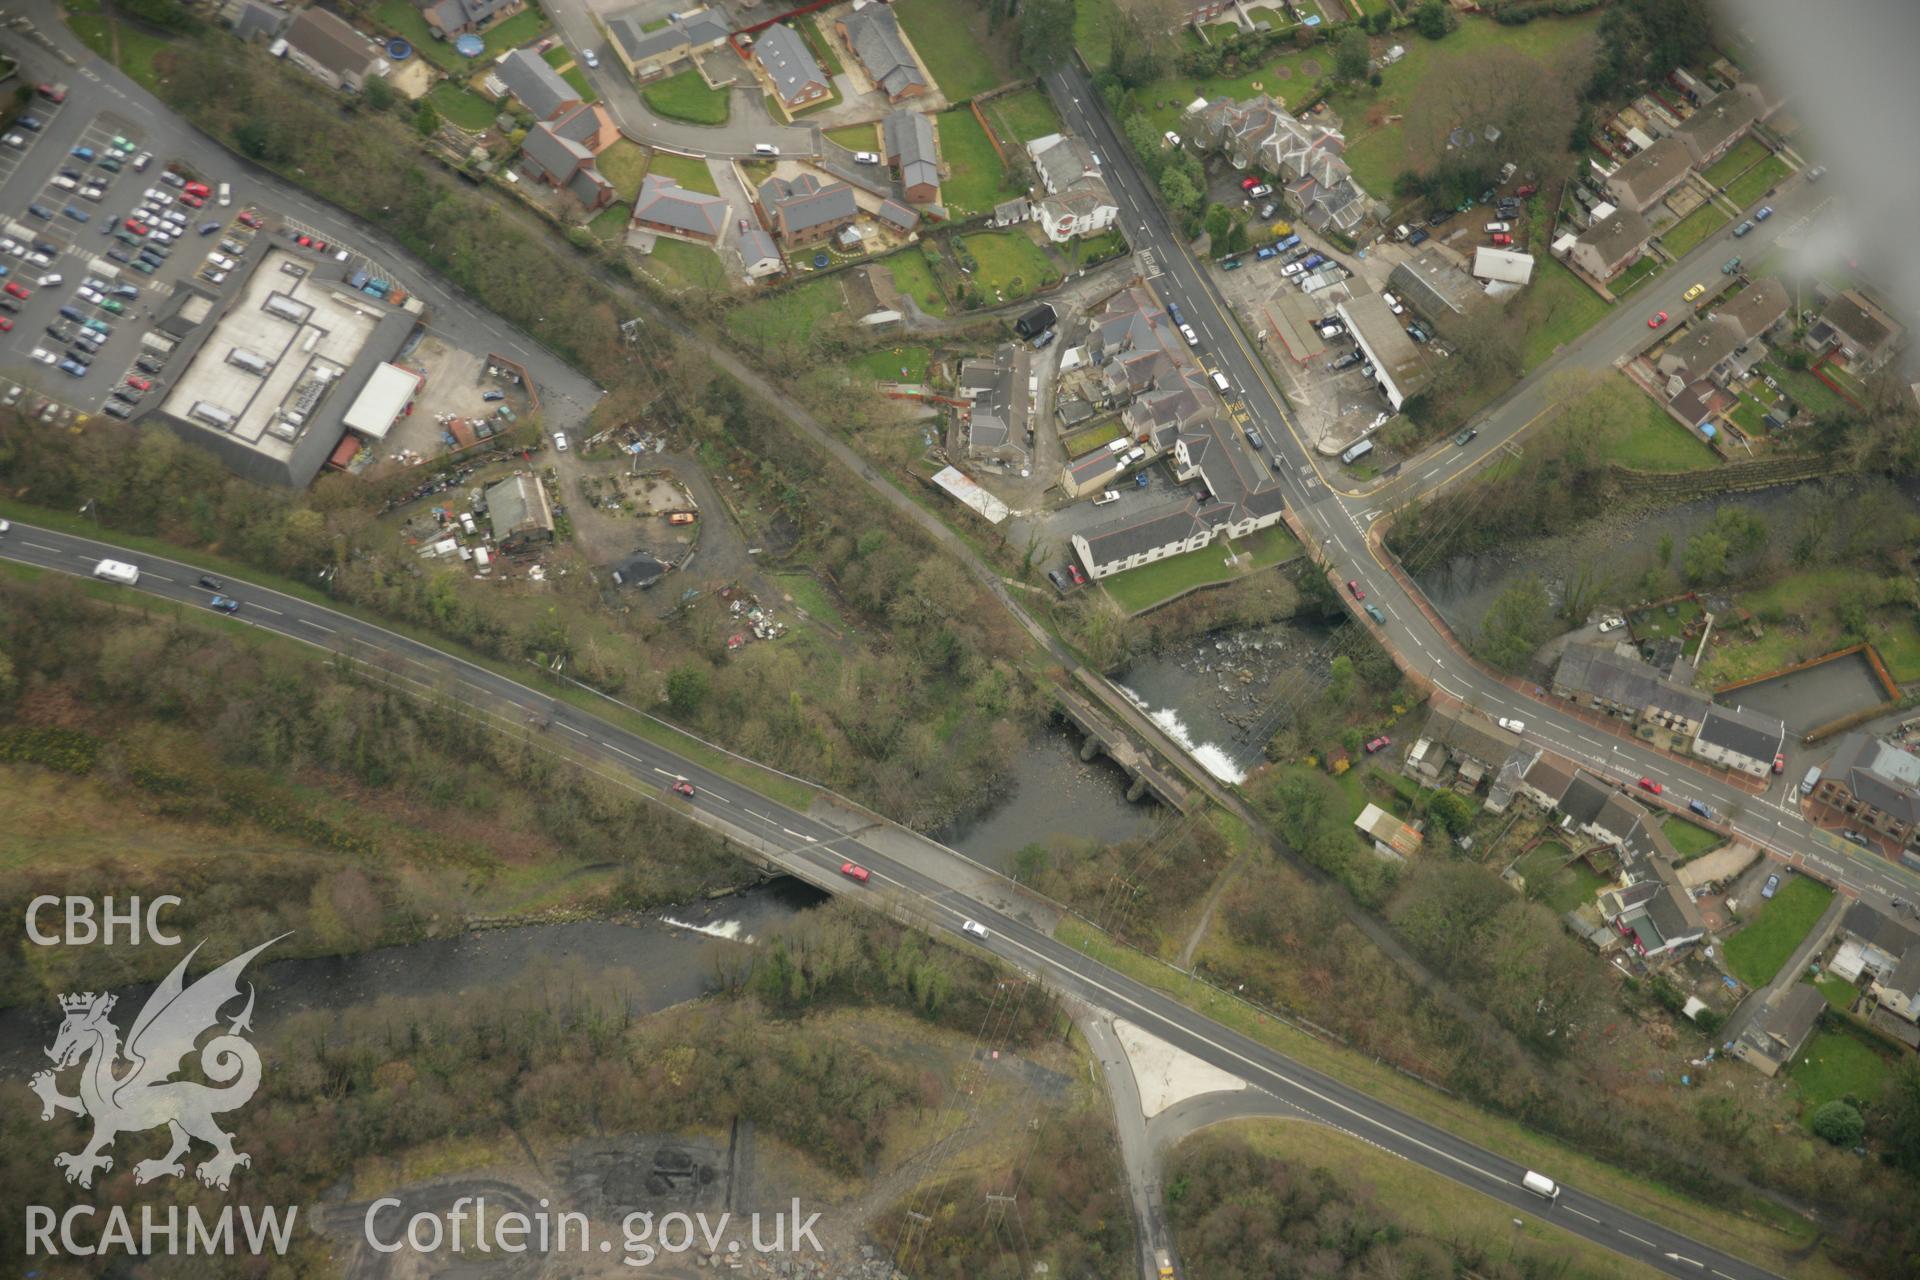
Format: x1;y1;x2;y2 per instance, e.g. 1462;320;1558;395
754;24;830;112
883;110;941;205
1552;642;1709;737
494;48;581;122
606;7;730;81
631;174;730;243
738;227;784;279
1811;733;1920;852
836;4;929;102
1692;703;1784;778
421;0;524;40
758;173;858;245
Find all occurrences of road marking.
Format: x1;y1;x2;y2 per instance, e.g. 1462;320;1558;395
1663;1255;1703;1269
781;826;814;840
299;618;333;632
249;603;283;616
560;723;589;738
1566;1207;1600;1223
745;809;771;823
1620;1231;1655;1247
24;541;62;553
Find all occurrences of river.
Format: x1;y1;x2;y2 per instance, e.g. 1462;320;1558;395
0;879;827;1072
935;724;1163;870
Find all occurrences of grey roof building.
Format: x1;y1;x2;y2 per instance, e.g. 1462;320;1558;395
284;7;381;92
1692;704;1784;778
1731;983;1824;1076
758;173;859;243
1604;136;1693;214
1806;288;1903;372
1568;205;1651;281
1335;294;1426;410
1387;250;1477;321
422;0;524;39
1811;733;1920;851
875;198;918;232
606;8;730;79
1551;642;1709;732
755;24;830;109
224;0;286;42
883;109;941;203
632;173;730;242
837;4;929;101
737;227;783;278
958;346;1027;461
496;48;580;121
485;473;554;548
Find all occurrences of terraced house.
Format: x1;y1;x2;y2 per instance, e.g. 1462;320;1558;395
836;3;930;102
1811;734;1920;853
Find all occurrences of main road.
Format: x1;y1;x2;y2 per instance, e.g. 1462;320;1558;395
0;519;1780;1280
1043;63;1920;917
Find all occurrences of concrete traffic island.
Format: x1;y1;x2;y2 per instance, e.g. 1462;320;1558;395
1113;1017;1248;1118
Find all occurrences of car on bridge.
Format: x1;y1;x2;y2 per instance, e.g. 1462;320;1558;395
839;862;870;883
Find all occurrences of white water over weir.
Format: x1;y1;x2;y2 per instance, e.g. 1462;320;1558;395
1117;685;1248;785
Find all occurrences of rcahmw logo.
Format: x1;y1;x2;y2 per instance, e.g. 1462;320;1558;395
23;918;299;1258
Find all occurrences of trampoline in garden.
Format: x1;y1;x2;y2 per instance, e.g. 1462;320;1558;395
386;38;413;59
454;34;484;57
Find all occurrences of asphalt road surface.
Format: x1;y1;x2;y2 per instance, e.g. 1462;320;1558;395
1042;64;1920;919
0;521;1783;1280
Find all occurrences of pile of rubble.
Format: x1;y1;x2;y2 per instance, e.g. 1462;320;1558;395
721;586;787;651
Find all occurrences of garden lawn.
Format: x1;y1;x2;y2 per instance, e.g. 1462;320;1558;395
596;140;650;201
1761;358;1851;418
1597;391;1720;472
1696;565;1920;686
560;65;598;103
800;16;845;76
851;344;931;383
935;109;1018;216
1812;975;1858;1012
589;202;631;242
1727;156;1791;209
881;246;946;316
427;83;498;131
645;151;720;195
826;123;880;151
1661;815;1724;861
1790;1029;1893;1123
542;45;570;68
1662;203;1732;257
644;237;728;291
1513;841;1607;915
1702;137;1769;188
892;0;1021;101
643;67;730;125
376;1;545;70
1102;527;1296;613
1724;876;1834;988
1609;253;1663;297
1074;0;1120;69
958;231;1058;301
725;275;846;348
987;87;1064;146
1518;259;1611;371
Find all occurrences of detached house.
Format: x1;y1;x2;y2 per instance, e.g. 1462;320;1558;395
485;474;554;551
519;104;620;211
755;24;830;112
284;7;383;93
605;8;729;82
1026;134;1117;243
493;48;581;121
1731;985;1825;1076
758;173;859;245
631;174;730;244
420;0;524;40
836;3;929;103
1184;95;1372;236
884;109;941;205
1806;288;1903;373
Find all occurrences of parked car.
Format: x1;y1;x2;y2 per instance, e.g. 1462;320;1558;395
1773;753;1786;774
1364;736;1392;754
1346;579;1365;601
1649;310;1668;328
1683;282;1706;301
1484;220;1510;233
1754;205;1773;221
1761;873;1781;899
582;48;598;69
1689;799;1714;819
1722;256;1742;275
1597;615;1625;632
1047;568;1068;592
852;150;879;164
1497;717;1525;733
1490;232;1513;246
1255;245;1278;260
1240;175;1261;191
1247;183;1272;198
551;431;568;451
1732;220;1754;237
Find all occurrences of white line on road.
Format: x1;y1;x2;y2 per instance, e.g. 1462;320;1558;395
561;723;589;738
1565;1207;1600;1223
299;618;334;632
1620;1231;1655;1248
23;541;62;553
744;809;771;823
249;603;283;616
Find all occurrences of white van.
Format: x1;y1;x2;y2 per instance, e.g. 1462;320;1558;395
1522;1171;1560;1201
1340;438;1374;465
1105;437;1131;454
1210;371;1231;393
753;143;780;156
93;559;140;585
1799;766;1822;797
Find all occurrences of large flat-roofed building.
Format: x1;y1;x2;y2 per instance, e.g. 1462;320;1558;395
1335;294;1427;410
154;247;417;487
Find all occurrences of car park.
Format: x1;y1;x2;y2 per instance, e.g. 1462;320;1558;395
200;268;227;285
132;151;151;171
26;204;53;221
1;133;26;150
184;181;210;199
217;182;231;206
208;252;236;270
236;209;261;227
1497;717;1525;734
159;170;185;188
63;205;89;223
72;145;94;160
125;375;152;391
181;193;205;209
58;358;87;377
28;347;55;364
5;282;30;300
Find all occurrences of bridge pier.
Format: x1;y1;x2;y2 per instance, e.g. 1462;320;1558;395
1125;774;1149;804
1081;733;1103;763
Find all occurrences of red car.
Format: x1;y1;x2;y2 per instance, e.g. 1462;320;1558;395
1514;184;1538;197
125;218;148;234
1364;735;1392;754
1066;563;1087;586
180;192;205;209
4;282;28;299
1240;175;1260;191
296;234;312;247
314;239;328;253
1773;753;1786;774
125;375;152;391
1346;579;1365;601
839;861;870;883
670;778;695;798
0;317;11;332
183;181;210;198
1638;777;1662;794
237;210;261;228
1490;232;1513;246
1648;311;1668;328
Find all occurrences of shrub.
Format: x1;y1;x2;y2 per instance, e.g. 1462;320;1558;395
1812;1100;1866;1147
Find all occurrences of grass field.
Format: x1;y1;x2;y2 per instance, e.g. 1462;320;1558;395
851;344;931;383
1790;1029;1893;1123
935;109;1018;216
1073;0;1121;68
596;140;649;201
1513;841;1607;915
987;87;1064;145
375;1;546;72
893;0;1022;100
881;246;947;316
1724;876;1834;987
826;123;880;151
1662;203;1733;257
643;67;730;125
428;83;498;131
560;65;597;103
1813;975;1858;1012
1726;155;1791;209
1103;526;1300;614
1519;259;1613;371
644;236;729;292
589;201;631;242
1184;1121;1652;1280
1599;390;1721;472
644;150;720;195
1696;566;1920;686
65;0;171;91
958;231;1058;302
1660;815;1724;861
726;275;846;347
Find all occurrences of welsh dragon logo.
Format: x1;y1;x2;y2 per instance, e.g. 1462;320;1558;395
29;936;283;1191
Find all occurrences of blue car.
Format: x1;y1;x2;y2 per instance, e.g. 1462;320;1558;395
1276;234;1301;252
1167;301;1184;325
209;595;240;614
58;305;84;323
62;205;89;223
71;145;93;160
1255;245;1278;260
111;283;139;299
58;359;87;377
26;204;52;220
18;114;42;131
1754;205;1773;221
